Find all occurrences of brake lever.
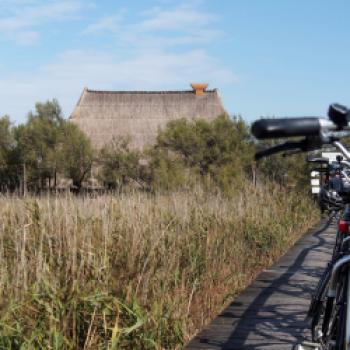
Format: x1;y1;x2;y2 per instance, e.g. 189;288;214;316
255;140;305;160
282;149;302;157
255;136;324;161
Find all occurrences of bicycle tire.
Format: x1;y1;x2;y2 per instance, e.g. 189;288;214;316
322;265;348;349
310;262;332;342
310;232;343;341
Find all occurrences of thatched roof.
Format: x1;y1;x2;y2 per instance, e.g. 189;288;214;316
69;84;228;149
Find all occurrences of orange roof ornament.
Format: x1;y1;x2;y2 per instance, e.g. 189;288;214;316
191;83;208;96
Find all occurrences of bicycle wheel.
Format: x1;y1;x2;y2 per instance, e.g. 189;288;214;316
344;268;350;350
310;262;332;342
310;236;342;342
311;222;347;342
322;266;349;349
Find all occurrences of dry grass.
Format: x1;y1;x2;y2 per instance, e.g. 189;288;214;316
0;182;319;349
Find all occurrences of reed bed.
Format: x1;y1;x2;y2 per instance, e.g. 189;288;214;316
0;182;319;349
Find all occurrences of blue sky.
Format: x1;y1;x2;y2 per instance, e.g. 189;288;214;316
1;0;350;123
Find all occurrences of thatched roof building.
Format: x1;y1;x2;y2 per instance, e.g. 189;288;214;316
69;84;228;149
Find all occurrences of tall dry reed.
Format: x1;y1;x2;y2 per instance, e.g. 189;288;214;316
0;182;319;349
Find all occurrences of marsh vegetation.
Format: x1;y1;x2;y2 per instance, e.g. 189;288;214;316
0;185;318;349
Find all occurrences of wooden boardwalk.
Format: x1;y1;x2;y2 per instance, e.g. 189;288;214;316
185;217;336;350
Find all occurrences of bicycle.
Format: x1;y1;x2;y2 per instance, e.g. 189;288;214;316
304;155;350;348
252;103;350;349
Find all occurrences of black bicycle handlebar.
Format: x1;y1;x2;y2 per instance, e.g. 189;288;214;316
251;104;350;161
251;117;321;139
255;140;307;160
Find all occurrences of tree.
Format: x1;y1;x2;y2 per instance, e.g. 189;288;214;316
0;116;14;167
146;147;187;191
13;99;65;191
60;123;93;191
255;138;310;190
98;138;140;189
152;115;255;189
11;99;93;192
0;116;16;191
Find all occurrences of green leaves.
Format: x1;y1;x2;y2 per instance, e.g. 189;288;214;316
59;123;93;190
0;116;15;188
98;138;140;190
2;100;93;192
149;115;255;191
256;138;310;190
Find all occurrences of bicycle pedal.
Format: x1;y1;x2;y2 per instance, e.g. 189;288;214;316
293;342;321;350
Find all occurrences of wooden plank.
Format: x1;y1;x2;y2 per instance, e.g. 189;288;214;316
185;218;335;349
211;315;308;327
187;341;295;350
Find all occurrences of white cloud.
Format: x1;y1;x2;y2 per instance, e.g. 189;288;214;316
0;0;85;45
84;2;221;49
140;4;216;31
83;11;125;35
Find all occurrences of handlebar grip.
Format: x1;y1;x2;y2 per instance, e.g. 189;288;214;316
251;117;321;139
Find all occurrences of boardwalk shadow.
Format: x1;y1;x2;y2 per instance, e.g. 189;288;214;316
188;214;336;350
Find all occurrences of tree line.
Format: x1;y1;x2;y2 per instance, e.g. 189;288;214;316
0;99;310;194
0;100;92;193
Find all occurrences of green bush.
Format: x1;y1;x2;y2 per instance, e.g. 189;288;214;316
148;115;255;191
98;138;141;190
255;139;310;190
